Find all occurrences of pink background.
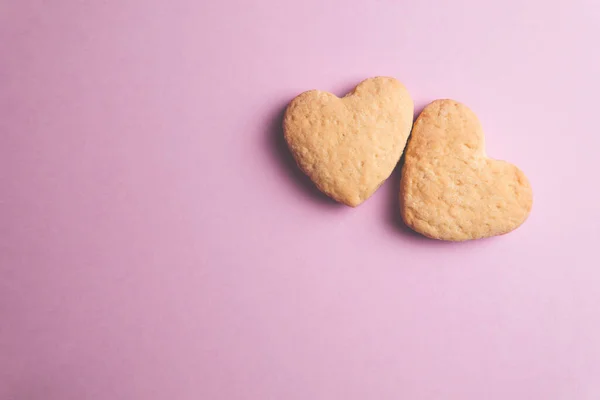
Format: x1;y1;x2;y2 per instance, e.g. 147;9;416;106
2;1;600;399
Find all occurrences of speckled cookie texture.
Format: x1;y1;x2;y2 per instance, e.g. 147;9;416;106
400;99;533;241
283;77;414;207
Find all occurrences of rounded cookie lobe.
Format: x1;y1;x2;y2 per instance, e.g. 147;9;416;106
283;77;414;207
400;99;533;241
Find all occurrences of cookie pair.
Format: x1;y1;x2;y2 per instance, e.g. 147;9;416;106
283;77;533;241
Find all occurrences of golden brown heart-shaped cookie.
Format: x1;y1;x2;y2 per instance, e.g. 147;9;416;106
284;77;414;207
400;100;533;241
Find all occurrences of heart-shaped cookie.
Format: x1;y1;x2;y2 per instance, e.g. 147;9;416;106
400;100;533;241
284;77;414;207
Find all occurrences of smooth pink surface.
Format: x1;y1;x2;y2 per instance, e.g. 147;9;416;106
1;1;600;399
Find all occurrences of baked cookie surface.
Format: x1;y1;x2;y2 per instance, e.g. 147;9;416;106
400;100;533;241
284;77;414;207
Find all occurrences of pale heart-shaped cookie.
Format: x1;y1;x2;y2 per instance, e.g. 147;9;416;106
284;77;414;207
400;100;533;241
